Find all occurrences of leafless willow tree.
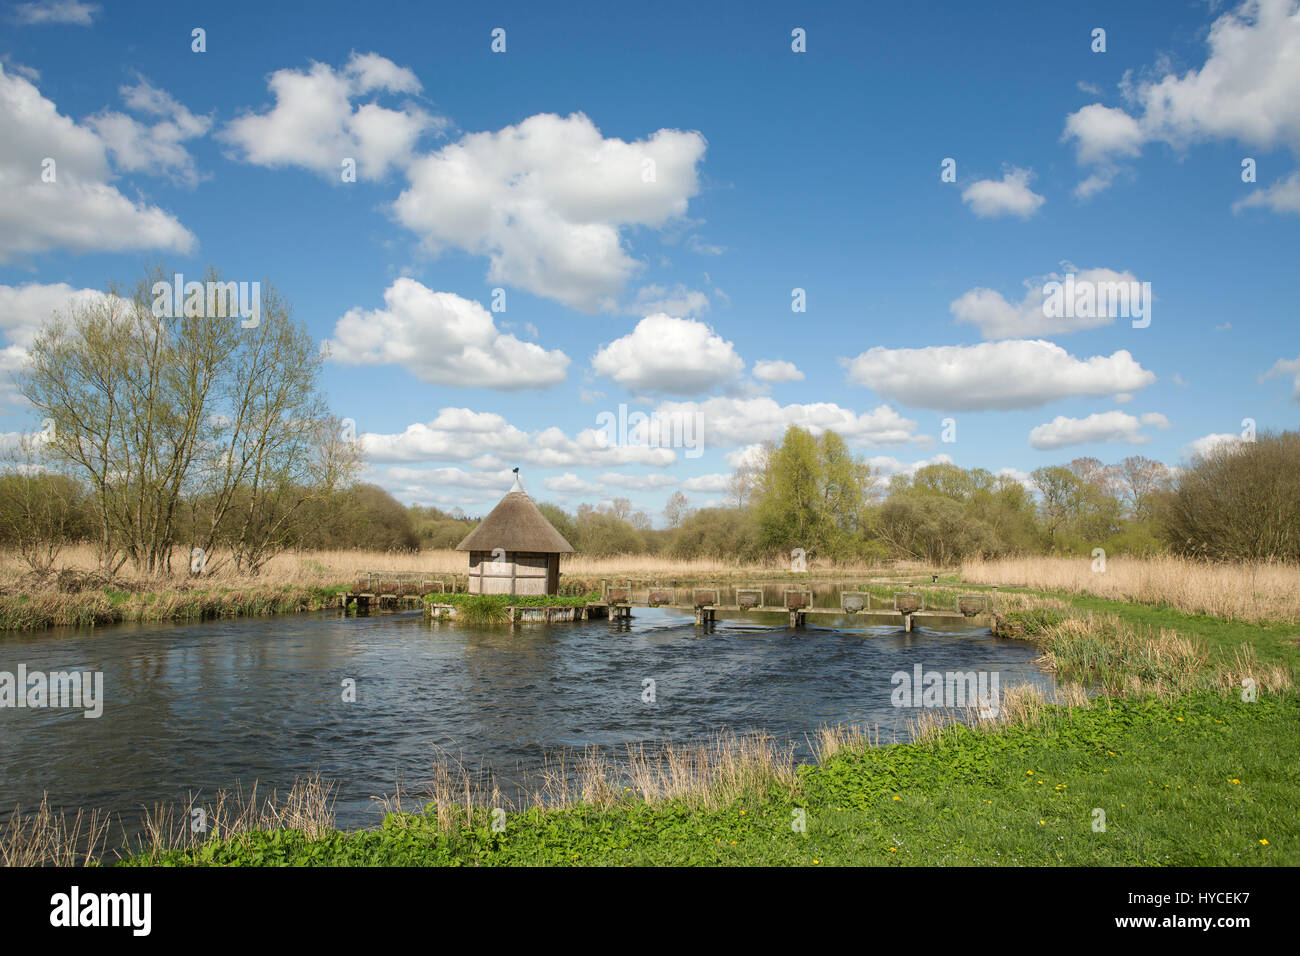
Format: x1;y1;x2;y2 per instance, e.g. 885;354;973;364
664;490;690;528
20;266;360;576
726;440;772;508
1110;455;1170;520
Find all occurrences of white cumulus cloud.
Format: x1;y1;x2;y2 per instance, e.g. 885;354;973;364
326;278;569;389
1028;411;1171;450
846;340;1156;411
951;265;1145;338
591;314;743;395
392;111;707;311
223;52;439;181
0;64;196;263
0;282;116;349
1262;353;1300;400
961;167;1045;219
753;359;804;383
12;1;98;25
87;77;213;186
361;407;678;468
654;396;923;447
1235;170;1300;214
1063;0;1300;202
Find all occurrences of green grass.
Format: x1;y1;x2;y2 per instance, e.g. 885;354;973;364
125;691;1296;867
422;591;602;625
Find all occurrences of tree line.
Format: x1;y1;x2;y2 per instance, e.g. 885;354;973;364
6;422;1296;569
518;425;1296;564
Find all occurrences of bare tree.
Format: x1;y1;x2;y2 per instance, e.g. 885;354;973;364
726;440;772;508
1031;466;1080;548
20;267;357;576
19;273;226;573
664;490;690;528
1112;455;1170;519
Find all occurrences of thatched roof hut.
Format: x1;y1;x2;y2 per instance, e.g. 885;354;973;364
456;473;573;595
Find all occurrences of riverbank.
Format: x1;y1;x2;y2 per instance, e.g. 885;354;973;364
0;583;347;631
118;690;1295;866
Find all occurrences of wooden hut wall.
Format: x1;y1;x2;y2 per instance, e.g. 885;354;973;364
467;551;551;595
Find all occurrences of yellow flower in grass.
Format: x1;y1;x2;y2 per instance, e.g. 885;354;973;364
1260;840;1269;846
893;796;901;801
1230;779;1241;784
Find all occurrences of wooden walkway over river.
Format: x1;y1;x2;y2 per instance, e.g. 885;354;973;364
593;583;994;630
341;572;997;631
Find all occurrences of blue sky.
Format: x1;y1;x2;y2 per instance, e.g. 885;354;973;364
2;0;1298;521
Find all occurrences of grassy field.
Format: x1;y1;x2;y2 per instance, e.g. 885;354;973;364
118;691;1295;866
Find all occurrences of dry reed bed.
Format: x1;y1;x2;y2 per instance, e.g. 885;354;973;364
0;796;111;867
963;555;1300;624
0;545;917;592
1032;613;1293;698
1;775;338;867
0;585;335;631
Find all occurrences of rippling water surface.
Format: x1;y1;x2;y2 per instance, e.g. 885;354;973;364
0;607;1052;841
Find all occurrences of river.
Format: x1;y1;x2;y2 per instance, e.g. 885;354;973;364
0;606;1053;846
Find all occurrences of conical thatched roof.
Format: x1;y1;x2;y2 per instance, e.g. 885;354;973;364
456;476;574;553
